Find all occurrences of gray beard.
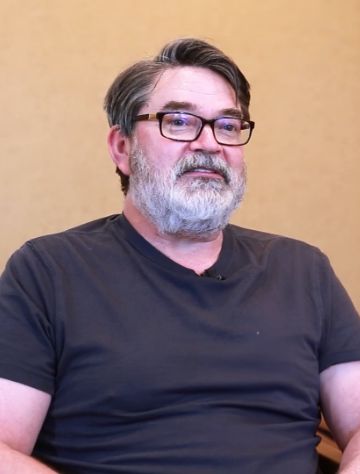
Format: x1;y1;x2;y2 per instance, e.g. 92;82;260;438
128;147;247;238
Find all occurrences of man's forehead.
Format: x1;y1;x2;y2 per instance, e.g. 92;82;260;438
145;66;239;113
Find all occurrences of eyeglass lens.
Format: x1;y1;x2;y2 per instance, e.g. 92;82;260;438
161;113;251;145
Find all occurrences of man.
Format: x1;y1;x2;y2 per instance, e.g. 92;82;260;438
0;38;359;473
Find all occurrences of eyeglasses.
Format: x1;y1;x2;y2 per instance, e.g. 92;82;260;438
134;112;255;146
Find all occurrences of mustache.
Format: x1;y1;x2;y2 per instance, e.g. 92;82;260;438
174;153;231;183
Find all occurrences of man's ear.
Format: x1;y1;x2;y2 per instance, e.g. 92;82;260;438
107;126;131;176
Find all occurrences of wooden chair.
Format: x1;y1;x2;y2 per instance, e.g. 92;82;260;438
317;417;341;473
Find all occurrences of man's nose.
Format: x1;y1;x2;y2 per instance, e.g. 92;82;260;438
188;124;221;153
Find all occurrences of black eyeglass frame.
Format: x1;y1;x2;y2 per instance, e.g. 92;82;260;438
134;112;255;146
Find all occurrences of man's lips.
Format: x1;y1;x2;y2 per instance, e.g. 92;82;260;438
181;167;225;180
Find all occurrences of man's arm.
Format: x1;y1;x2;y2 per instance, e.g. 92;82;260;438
320;361;360;473
0;378;57;473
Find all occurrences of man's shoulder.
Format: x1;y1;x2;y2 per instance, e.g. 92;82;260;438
11;215;123;266
227;223;324;261
29;214;120;244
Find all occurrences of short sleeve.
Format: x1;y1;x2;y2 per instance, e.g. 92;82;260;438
0;242;56;394
317;252;360;372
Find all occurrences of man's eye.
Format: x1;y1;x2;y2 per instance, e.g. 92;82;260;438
164;113;193;128
217;119;241;133
171;118;188;127
222;123;236;132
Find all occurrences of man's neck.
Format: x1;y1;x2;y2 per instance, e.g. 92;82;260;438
123;200;224;275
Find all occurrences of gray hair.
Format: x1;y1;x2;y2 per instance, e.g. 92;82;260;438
104;38;251;194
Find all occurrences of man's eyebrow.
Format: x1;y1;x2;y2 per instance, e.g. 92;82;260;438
159;102;243;118
220;108;243;118
160;101;196;112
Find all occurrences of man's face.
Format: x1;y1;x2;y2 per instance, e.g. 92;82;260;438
127;66;247;237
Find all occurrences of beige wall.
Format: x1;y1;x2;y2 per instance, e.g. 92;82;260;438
1;0;359;309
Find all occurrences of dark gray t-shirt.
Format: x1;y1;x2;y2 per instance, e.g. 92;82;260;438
1;214;359;473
